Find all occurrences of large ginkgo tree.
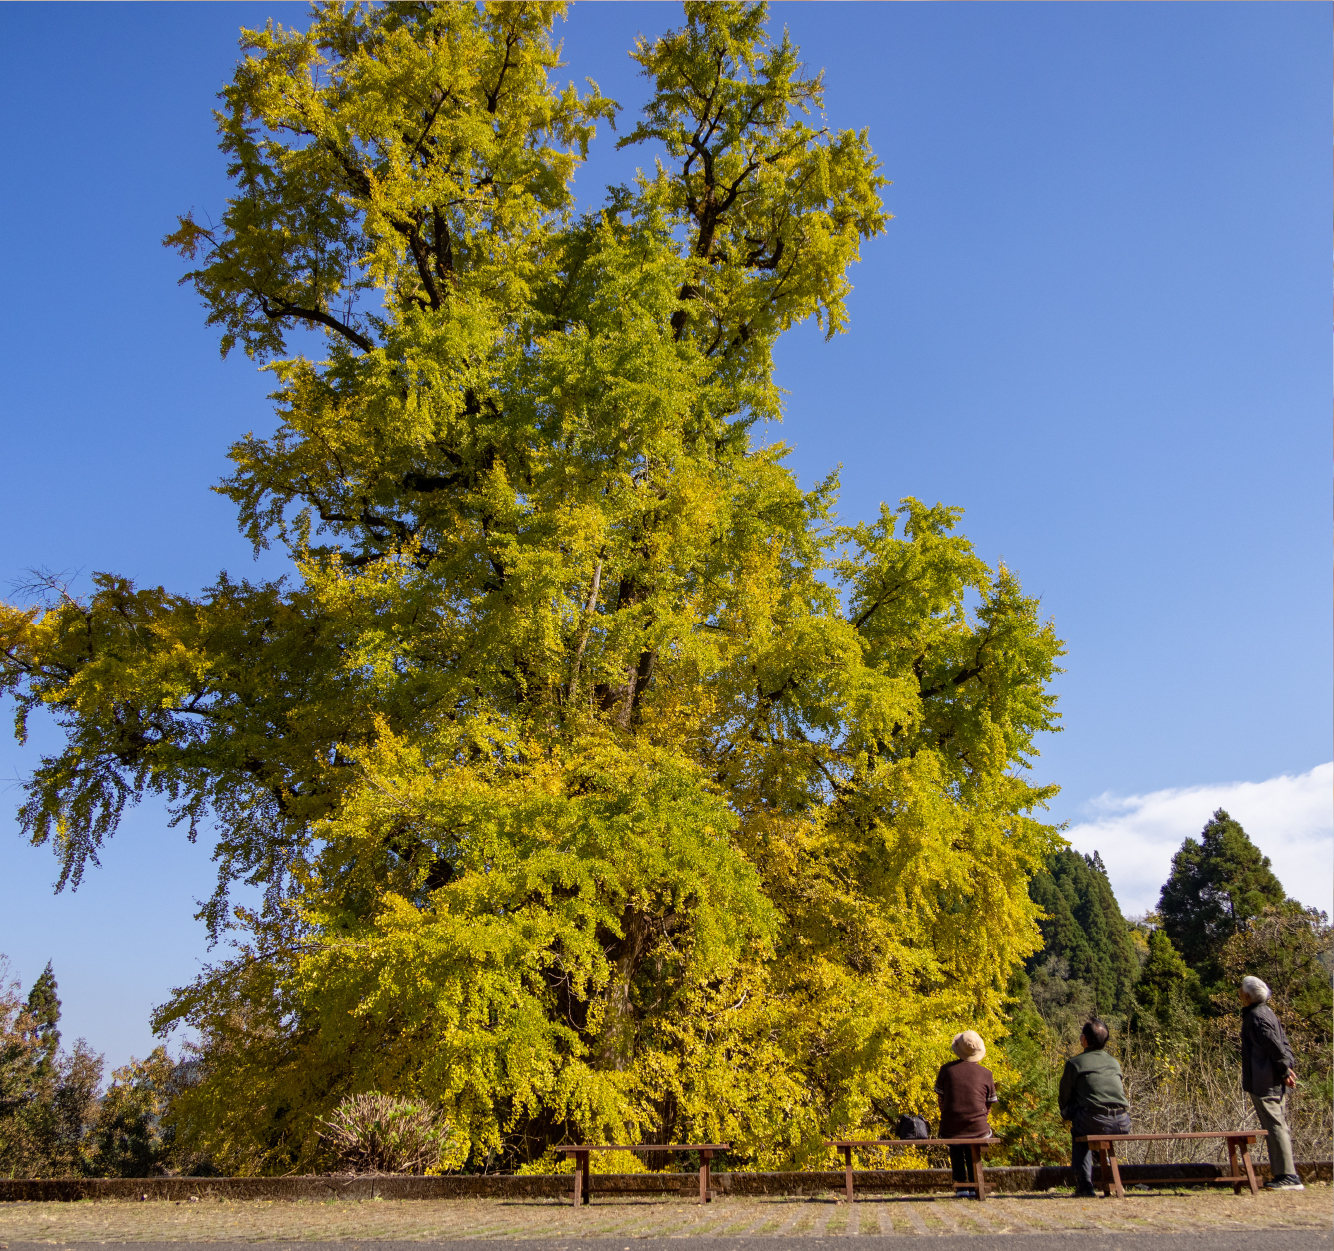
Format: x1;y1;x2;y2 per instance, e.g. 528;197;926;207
0;0;1064;1173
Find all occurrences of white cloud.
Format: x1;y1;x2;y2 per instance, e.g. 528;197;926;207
1064;763;1333;919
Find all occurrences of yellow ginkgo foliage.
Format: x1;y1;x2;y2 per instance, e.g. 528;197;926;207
0;2;1064;1175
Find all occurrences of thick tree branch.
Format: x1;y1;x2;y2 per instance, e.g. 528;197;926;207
257;293;374;352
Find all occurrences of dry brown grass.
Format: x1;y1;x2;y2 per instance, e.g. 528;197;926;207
1118;1030;1333;1167
0;1186;1329;1241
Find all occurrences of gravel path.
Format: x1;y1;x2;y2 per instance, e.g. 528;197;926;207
0;1186;1328;1245
5;1238;1331;1251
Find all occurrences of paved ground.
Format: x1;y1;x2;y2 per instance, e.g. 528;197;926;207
0;1185;1329;1245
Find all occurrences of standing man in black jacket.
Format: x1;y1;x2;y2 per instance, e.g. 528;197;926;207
1240;975;1303;1190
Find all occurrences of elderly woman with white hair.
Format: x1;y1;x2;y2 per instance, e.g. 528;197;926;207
934;1030;998;1198
1239;975;1303;1190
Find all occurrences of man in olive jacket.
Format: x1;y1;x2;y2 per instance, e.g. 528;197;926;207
1240;975;1303;1190
1059;1019;1130;1197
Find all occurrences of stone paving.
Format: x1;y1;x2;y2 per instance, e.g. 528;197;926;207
0;1185;1329;1242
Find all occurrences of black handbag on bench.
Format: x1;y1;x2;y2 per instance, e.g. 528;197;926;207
897;1114;931;1139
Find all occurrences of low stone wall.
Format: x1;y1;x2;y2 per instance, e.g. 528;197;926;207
2;1161;1328;1203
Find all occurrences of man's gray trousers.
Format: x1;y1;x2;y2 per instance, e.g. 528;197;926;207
1251;1090;1296;1179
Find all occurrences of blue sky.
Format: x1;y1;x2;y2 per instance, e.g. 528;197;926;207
1;2;1329;1069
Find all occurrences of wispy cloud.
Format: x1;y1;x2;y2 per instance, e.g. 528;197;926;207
1064;763;1333;919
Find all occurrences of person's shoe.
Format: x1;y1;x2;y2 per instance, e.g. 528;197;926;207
956;1188;977;1199
1265;1176;1305;1191
1072;1189;1099;1199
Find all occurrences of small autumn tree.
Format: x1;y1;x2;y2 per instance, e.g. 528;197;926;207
1159;809;1290;989
0;960;37;1154
87;1047;180;1178
1;2;1064;1173
1215;907;1332;1074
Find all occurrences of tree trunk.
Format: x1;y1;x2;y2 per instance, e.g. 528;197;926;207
597;907;652;1071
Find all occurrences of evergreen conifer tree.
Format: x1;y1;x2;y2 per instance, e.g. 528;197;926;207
992;969;1068;1164
1027;849;1139;1015
1158;809;1290;987
23;963;60;1085
1132;927;1206;1034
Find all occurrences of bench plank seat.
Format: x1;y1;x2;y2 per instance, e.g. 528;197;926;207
553;1143;730;1207
1074;1131;1267;1198
828;1138;996;1203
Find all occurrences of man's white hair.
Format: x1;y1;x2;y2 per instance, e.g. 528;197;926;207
1240;975;1270;1004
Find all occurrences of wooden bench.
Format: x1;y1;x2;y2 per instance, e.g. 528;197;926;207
828;1138;997;1202
1076;1131;1268;1198
553;1143;730;1206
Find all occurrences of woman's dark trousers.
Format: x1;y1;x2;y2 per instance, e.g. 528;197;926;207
1070;1105;1131;1194
948;1144;976;1187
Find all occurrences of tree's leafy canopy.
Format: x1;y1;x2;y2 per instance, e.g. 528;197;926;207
1159;809;1290;987
1;2;1065;1173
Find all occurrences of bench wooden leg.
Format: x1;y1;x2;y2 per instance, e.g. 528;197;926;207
1228;1139;1241;1196
843;1145;854;1202
1239;1139;1259;1196
1107;1142;1124;1198
700;1149;712;1204
1095;1144;1111;1197
573;1151;589;1206
972;1144;986;1201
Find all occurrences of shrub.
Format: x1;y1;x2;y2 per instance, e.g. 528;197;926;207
318;1094;464;1175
